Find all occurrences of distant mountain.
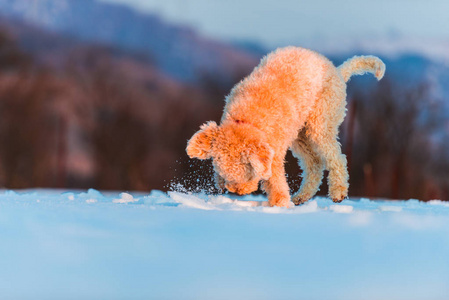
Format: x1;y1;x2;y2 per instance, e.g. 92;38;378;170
231;40;268;57
0;0;257;84
297;34;449;64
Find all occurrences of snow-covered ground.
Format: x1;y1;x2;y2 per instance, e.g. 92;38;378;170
1;189;449;300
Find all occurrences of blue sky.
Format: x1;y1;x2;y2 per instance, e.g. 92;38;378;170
101;0;449;46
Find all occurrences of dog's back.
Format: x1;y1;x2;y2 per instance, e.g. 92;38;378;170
222;46;332;149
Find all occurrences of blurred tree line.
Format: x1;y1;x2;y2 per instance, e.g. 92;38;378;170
0;27;448;200
0;28;223;191
341;79;449;200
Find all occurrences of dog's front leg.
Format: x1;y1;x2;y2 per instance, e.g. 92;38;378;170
262;157;292;207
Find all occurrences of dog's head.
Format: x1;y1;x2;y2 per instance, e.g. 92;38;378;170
186;121;274;195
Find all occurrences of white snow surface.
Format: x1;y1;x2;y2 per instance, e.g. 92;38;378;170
1;189;449;300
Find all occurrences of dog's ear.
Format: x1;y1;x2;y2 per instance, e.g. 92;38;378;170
248;142;274;180
186;121;219;159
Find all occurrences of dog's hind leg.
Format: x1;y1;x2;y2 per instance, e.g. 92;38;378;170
306;73;349;203
291;129;325;205
311;136;349;203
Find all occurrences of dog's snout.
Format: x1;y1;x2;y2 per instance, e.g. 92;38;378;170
225;180;259;195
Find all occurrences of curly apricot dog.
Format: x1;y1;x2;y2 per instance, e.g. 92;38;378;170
187;46;385;207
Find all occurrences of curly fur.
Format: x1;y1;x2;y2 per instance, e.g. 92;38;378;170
187;46;385;207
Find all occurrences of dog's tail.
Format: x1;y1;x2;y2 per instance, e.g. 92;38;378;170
337;55;385;83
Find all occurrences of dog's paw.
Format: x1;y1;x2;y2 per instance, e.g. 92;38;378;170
292;197;308;206
329;185;348;203
292;193;311;206
332;196;348;203
268;193;291;208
